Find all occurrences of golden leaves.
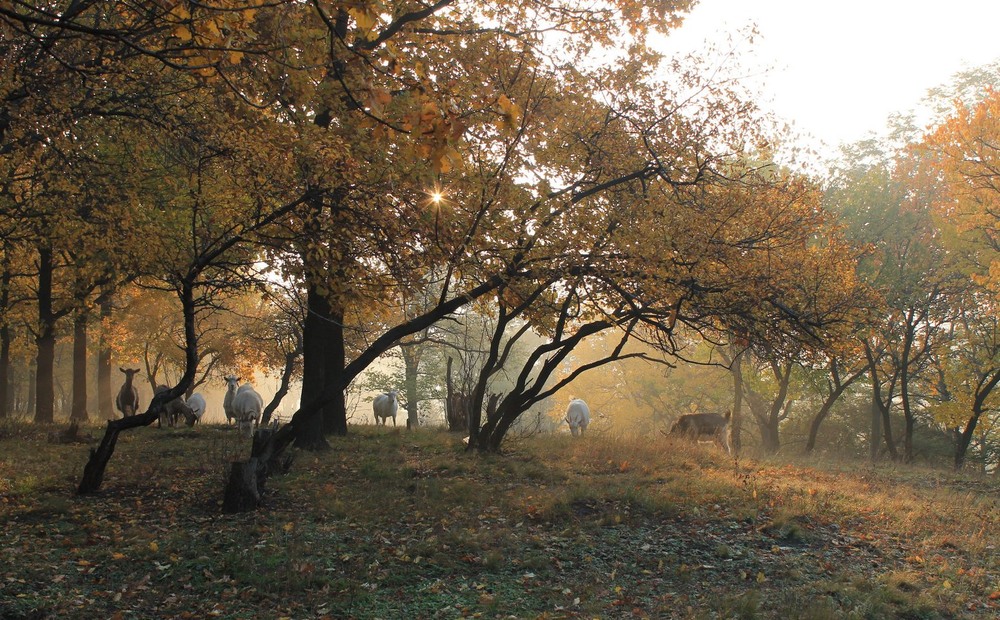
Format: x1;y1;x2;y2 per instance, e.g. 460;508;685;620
347;5;381;41
496;94;522;131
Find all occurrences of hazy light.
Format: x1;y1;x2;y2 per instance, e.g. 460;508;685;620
430;191;444;204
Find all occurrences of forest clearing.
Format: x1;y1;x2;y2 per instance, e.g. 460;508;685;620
1;422;997;619
5;1;1000;617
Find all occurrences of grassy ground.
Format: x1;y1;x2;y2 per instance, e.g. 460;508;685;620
0;420;997;619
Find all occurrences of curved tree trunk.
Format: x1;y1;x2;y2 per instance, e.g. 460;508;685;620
953;413;980;470
261;348;300;426
78;280;199;493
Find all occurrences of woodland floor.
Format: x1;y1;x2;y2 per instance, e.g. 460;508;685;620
0;421;998;619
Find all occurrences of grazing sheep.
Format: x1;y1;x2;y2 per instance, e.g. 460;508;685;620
668;411;731;453
230;382;264;435
223;376;240;425
186;392;207;426
565;398;591;437
154;385;195;428
115;368;140;417
372;391;399;426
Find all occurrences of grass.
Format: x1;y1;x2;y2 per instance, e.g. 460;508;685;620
0;419;998;619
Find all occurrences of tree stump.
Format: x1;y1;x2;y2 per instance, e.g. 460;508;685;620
222;458;264;513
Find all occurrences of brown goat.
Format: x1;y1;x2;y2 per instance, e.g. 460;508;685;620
667;411;731;453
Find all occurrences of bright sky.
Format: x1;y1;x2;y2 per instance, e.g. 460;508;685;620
657;0;1000;157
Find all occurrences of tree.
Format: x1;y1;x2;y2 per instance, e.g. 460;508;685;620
920;88;1000;468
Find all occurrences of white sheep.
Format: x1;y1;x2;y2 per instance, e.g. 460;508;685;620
231;382;264;435
223;375;239;425
115;367;140;417
372;391;399;426
186;392;207;425
565;398;591;437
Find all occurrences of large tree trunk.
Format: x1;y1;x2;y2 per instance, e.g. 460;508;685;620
70;307;89;422
96;287;114;419
321;305;347;436
759;421;781;454
298;283;334;450
34;246;56;424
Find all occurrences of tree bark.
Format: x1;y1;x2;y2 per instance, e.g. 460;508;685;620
298;283;334;450
34;246;56;424
321;305;347;436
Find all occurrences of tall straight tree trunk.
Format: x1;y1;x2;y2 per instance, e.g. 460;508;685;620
298;283;334;450
445;357;469;432
96;287;113;419
0;244;10;419
26;366;35;417
34;246;56;424
321;305;347;436
70;307;89;421
401;344;419;429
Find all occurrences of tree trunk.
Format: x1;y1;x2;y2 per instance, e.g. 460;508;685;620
321;305;347;436
79;280;200;494
70;308;89;422
401;344;419;430
299;283;336;449
222;458;265;513
729;349;744;454
868;391;881;460
26;366;35;417
445;357;468;432
0;244;10;419
34;246;56;424
96;287;114;419
0;320;8;419
759;421;781;454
